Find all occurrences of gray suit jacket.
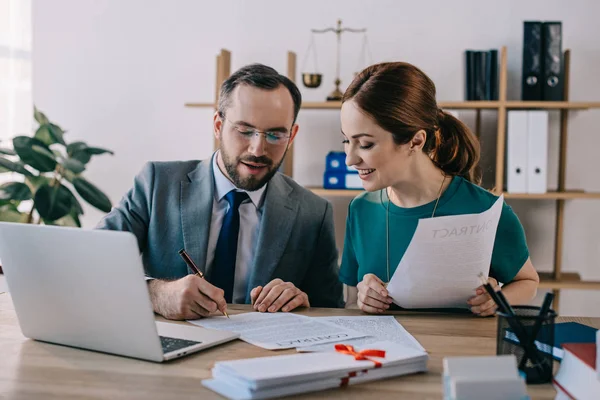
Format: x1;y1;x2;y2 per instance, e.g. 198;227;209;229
96;158;344;308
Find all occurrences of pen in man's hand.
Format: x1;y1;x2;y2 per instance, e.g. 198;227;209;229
178;249;229;318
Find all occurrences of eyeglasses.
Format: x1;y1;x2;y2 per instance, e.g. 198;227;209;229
220;114;291;146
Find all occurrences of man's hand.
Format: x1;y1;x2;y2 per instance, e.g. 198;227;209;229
468;277;499;317
148;275;227;320
250;279;309;313
357;273;393;314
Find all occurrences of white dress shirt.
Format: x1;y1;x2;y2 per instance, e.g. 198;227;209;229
206;152;266;304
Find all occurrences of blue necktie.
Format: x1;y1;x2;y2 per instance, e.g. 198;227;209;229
210;190;249;303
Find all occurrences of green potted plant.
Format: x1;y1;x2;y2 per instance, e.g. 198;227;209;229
0;107;114;227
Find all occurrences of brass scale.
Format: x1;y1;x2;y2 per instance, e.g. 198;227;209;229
301;19;372;101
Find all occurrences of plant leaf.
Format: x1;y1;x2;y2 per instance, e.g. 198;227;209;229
70;211;82;227
34;183;73;220
48;123;66;146
25;175;52;192
62;184;84;215
67;141;88;156
32;145;57;160
66;142;113;163
34;125;54;147
49;209;82;227
13;136;57;172
72;177;112;213
0;182;32;201
85;147;114;155
0;148;16;156
71;150;92;165
0;156;34;176
34;106;50;125
34;124;66;146
0;204;27;223
61;157;86;174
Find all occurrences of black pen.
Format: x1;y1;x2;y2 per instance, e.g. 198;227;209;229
179;249;229;318
518;292;554;369
477;273;544;371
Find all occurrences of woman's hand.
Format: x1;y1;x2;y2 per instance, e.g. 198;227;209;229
468;277;499;317
356;274;393;313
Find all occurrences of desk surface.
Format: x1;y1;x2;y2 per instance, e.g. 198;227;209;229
1;293;598;400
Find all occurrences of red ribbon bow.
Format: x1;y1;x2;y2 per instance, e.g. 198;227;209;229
334;344;386;369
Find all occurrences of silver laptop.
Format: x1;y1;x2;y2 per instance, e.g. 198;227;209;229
0;222;239;362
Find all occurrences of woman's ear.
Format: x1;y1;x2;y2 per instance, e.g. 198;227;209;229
410;130;427;151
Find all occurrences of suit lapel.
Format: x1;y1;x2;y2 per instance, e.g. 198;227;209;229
245;174;299;302
180;158;214;277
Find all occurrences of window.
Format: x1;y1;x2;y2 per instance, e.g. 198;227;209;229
0;0;32;144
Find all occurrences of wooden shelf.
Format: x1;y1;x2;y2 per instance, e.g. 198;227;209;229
440;101;501;109
185;102;216;108
302;101;343;109
185;101;600;111
302;101;502;110
309;187;600;200
504;191;600;200
505;101;600;110
538;272;600;290
309;187;362;197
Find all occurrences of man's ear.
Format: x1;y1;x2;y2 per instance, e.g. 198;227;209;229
213;111;223;140
287;124;299;148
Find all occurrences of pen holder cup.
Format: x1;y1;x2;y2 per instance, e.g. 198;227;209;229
496;305;557;384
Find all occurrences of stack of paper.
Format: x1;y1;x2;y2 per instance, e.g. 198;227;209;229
202;340;428;399
443;355;529;400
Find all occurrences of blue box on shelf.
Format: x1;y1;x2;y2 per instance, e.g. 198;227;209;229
325;151;355;172
323;170;362;189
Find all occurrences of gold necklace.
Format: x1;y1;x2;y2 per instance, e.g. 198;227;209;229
384;175;447;283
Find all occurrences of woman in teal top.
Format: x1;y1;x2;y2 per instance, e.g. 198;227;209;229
339;62;539;316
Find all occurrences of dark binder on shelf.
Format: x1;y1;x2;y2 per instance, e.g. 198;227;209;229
522;21;543;100
475;51;487;100
485;50;498;100
542;21;564;101
465;50;475;100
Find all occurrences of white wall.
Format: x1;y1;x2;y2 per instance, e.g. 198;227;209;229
32;0;600;316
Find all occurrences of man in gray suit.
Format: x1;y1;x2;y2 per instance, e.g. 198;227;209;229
96;64;343;320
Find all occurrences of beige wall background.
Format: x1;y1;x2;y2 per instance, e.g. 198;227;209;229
32;0;600;316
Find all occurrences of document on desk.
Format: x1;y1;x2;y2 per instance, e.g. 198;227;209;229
187;313;366;350
387;195;504;309
297;316;425;353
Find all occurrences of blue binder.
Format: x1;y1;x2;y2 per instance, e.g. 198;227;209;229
325;151;355;172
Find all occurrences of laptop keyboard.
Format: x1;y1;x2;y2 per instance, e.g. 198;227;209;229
159;336;202;353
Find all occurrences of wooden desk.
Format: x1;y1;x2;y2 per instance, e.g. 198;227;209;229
1;293;598;399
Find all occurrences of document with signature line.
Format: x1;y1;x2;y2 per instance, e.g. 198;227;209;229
188;312;366;350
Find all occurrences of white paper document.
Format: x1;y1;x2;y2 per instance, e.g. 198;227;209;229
387;195;504;309
188;312;366;350
297;316;424;353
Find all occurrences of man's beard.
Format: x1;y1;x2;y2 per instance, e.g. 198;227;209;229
220;145;287;191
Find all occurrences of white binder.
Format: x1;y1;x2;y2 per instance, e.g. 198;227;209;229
506;111;528;193
527;111;549;193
